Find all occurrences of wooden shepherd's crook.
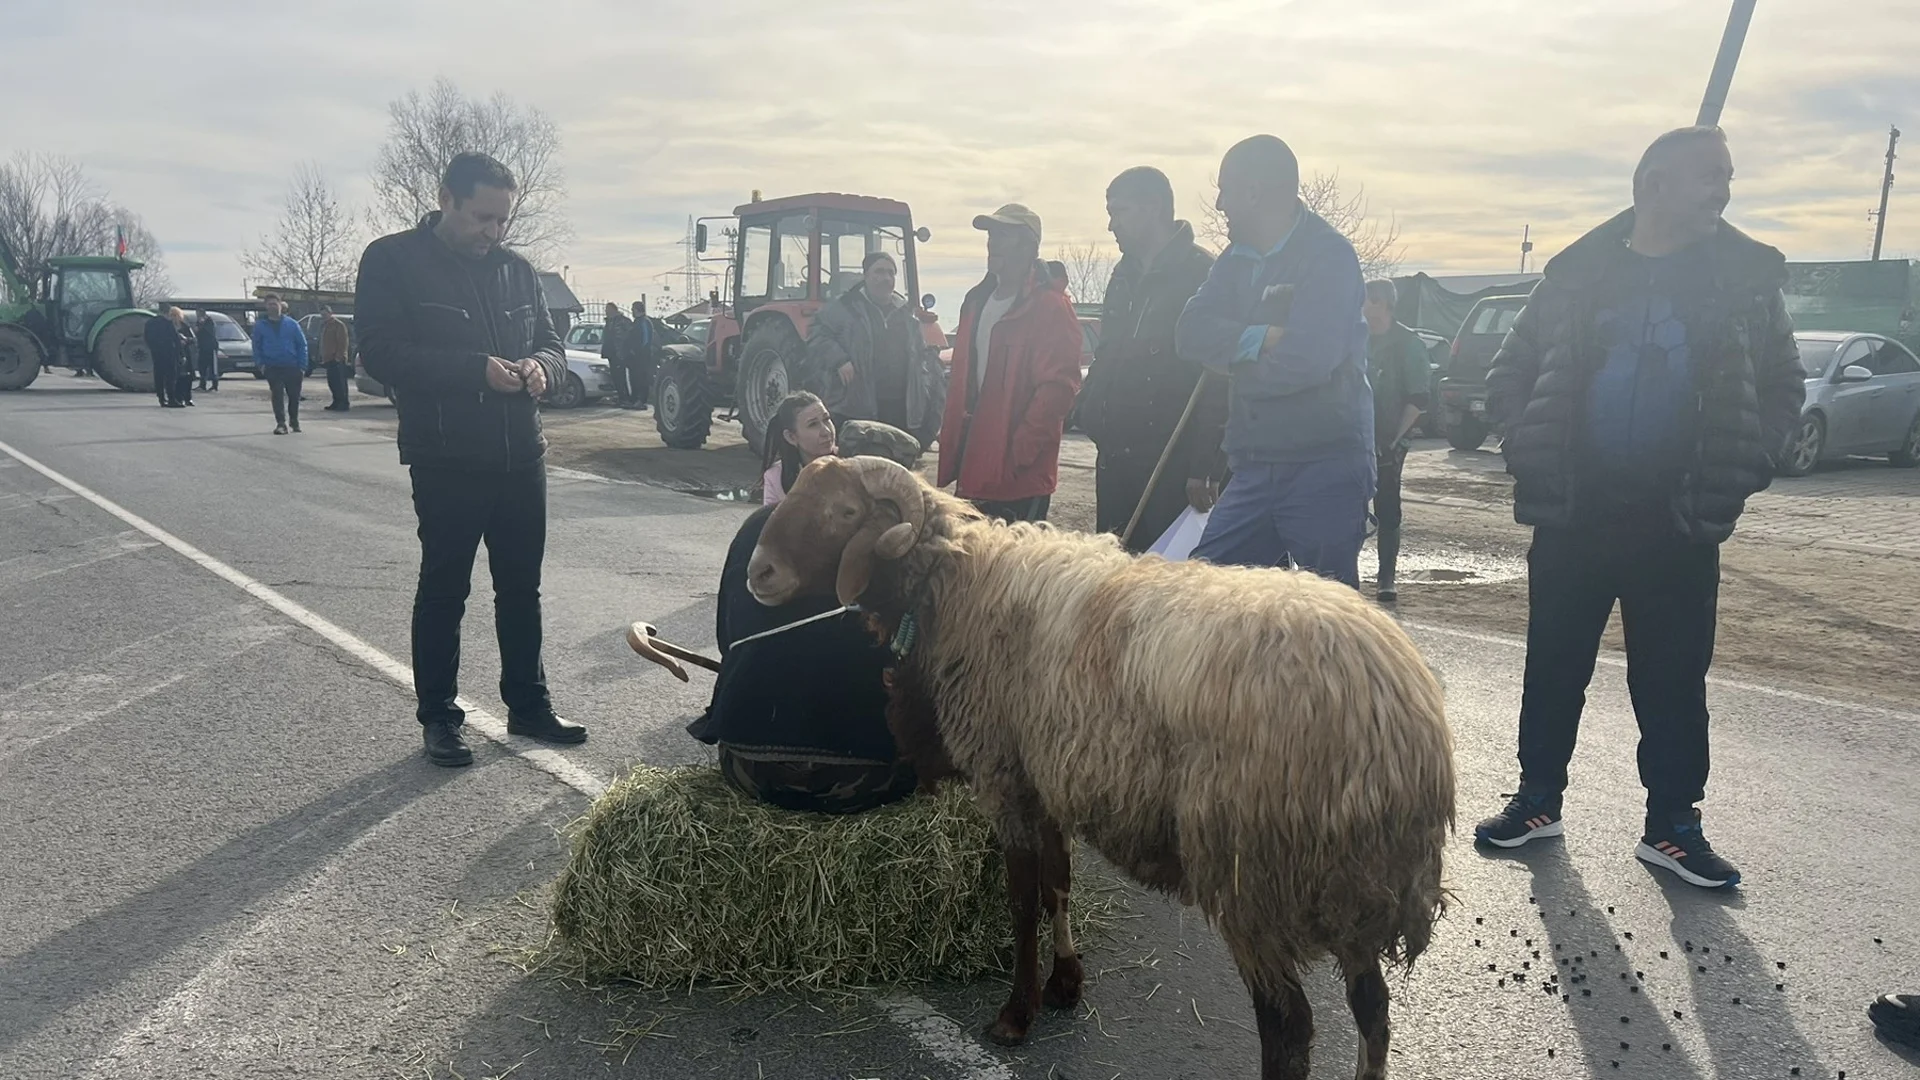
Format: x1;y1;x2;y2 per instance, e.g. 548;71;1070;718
1119;372;1213;548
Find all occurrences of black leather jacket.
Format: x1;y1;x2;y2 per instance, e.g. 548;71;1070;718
354;214;565;471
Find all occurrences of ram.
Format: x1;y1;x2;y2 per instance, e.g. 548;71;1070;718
748;456;1455;1080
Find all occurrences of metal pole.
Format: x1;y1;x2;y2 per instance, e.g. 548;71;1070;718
1872;125;1900;261
1697;0;1758;127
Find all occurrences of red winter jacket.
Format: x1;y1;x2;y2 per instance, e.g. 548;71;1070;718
936;261;1083;501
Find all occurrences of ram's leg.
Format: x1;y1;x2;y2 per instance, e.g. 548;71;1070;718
1341;956;1391;1080
986;840;1043;1045
1038;819;1083;1009
1249;968;1314;1080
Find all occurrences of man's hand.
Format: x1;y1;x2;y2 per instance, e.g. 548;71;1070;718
485;356;524;393
838;362;856;387
516;358;548;398
1262;325;1285;352
1186;478;1219;513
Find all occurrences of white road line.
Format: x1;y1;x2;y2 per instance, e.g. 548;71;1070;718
1402;618;1920;722
0;437;608;799
1;436;1004;1080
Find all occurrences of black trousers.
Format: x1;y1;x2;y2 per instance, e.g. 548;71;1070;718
264;366;303;426
1516;523;1719;817
325;362;351;409
972;495;1050;523
173;375;194;405
153;355;179;404
1095;447;1190;553
1373;446;1406;583
409;464;552;726
198;352;220;389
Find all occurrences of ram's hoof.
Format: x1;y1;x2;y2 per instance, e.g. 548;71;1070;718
985;1014;1031;1046
1043;956;1084;1010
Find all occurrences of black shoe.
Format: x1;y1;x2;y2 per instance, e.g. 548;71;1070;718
1871;993;1920;1050
422;720;473;767
507;711;588;745
290;420;302;432
1636;809;1740;888
184;400;196;406
273;424;288;434
1377;582;1398;603
1474;791;1564;849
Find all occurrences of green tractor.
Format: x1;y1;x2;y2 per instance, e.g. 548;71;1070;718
0;231;156;392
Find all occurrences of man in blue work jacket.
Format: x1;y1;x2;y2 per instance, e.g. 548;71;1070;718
1174;134;1374;587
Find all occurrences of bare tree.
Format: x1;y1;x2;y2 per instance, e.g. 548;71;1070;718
1199;170;1404;279
1057;241;1117;305
0;152;173;302
369;77;570;264
243;162;359;291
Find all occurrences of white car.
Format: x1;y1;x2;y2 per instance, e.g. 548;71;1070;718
552;348;617;409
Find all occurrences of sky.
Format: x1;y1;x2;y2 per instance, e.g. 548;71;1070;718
6;0;1915;317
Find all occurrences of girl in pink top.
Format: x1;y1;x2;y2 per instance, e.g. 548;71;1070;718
761;391;838;506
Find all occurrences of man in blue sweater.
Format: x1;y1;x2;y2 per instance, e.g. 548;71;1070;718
252;293;310;434
1175;135;1373;586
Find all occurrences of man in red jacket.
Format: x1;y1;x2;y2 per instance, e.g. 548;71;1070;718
936;204;1084;522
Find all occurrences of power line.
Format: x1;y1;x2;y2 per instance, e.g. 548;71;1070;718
1870;124;1900;261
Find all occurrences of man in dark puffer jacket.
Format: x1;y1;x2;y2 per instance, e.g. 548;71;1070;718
355;152;580;767
1472;126;1804;890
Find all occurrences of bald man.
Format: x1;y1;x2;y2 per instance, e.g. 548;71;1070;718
1174;135;1373;586
1473;126;1804;890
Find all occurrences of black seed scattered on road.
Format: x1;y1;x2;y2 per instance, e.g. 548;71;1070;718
1530;896;1536;903
1732;996;1743;1005
1499;978;1506;987
1776;983;1785;991
1512;930;1519;937
1621;1016;1630;1024
1791;1069;1800;1077
1563;995;1570;1003
1685;941;1694;951
1637;971;1645;980
1725;956;1734;964
1475;939;1482;947
1526;939;1534;947
1699;965;1708;973
1609;906;1616;914
1660;951;1669;958
1524;961;1532;970
1621;1042;1630;1050
1674;1010;1684;1020
1534;950;1542;959
1615;944;1623;951
1547;1048;1555;1058
1488;964;1497;972
1874;938;1883;945
1630;985;1640;994
1621;973;1629;980
1625;932;1634;940
1663;1043;1672;1052
1583;989;1593;997
1777;961;1787;970
1476;917;1483;925
1591;950;1600;957
1611;1061;1620;1069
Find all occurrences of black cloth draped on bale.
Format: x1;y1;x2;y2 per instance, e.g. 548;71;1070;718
685;505;901;764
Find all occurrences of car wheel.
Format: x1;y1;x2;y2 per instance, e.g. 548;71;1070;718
549;372;586;409
1778;412;1824;477
1890;411;1920;468
1446;416;1490;452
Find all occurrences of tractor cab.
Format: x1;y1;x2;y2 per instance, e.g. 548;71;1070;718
45;257;139;352
652;193;943;454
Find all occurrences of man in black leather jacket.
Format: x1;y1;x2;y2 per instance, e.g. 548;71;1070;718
354;152;583;767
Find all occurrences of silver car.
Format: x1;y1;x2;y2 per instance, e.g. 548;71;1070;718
1780;331;1920;476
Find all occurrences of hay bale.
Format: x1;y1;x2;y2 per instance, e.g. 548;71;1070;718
550;765;1116;992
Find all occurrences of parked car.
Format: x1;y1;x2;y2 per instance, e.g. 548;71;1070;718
183;310;253;374
1437;293;1531;450
1778;331;1920;476
1409;327;1449;437
297;312;355;379
564;322;604;353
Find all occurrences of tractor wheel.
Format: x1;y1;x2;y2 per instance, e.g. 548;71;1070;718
0;324;46;391
737;323;802;456
91;313;156;392
654;361;713;449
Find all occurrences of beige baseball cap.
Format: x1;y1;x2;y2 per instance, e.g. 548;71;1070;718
972;203;1043;245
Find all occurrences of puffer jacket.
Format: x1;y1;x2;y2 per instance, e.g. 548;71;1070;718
1485;209;1805;543
805;286;947;445
354;214;565;472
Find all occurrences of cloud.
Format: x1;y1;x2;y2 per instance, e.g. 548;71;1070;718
5;0;1915;308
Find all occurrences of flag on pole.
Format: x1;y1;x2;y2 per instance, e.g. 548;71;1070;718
115;225;126;258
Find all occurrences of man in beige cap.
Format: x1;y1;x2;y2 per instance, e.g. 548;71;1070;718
933;203;1083;522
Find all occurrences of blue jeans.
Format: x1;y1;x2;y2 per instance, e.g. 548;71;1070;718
1193;454;1375;587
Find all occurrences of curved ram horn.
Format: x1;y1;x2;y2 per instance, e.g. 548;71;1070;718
843;456;926;557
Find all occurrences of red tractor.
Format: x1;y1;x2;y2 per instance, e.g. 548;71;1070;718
652;192;946;453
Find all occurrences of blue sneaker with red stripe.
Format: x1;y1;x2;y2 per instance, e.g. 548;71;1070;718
1636;809;1741;888
1474;792;1564;849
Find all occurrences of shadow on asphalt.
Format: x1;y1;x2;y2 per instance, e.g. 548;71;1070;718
1471;839;1835;1078
0;757;457;1054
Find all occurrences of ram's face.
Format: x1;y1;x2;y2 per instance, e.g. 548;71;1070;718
749;457;927;609
749;459;869;607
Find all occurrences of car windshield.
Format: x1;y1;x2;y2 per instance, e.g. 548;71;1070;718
208;315;246;341
1795;338;1838;376
683;321;710;345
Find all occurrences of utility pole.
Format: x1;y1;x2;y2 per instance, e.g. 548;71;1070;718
1519;225;1533;274
1871;125;1900;261
1697;0;1757;126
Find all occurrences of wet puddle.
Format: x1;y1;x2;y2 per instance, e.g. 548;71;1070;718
670;486;760;502
1366;546;1527;586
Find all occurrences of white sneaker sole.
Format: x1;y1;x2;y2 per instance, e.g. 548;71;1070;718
1635;842;1740;888
1476;819;1563;849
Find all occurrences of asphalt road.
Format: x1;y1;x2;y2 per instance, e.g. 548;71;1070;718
2;381;1916;1080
